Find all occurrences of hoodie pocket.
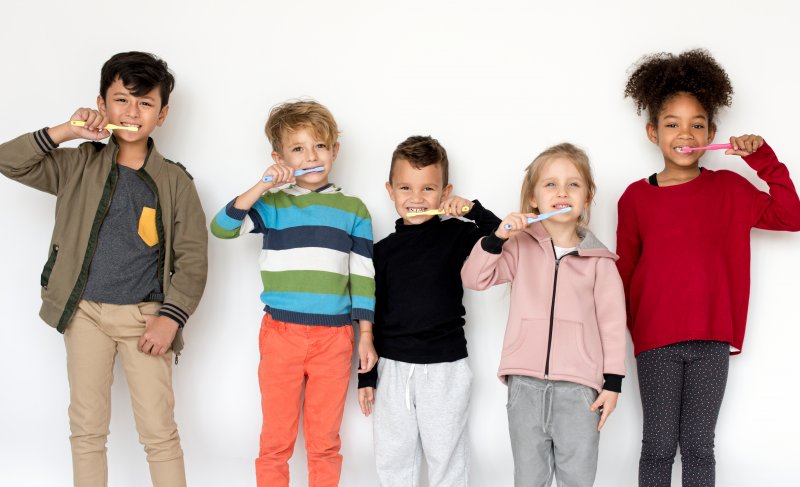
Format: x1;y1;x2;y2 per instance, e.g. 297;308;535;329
40;244;59;289
502;318;549;372
549;318;600;379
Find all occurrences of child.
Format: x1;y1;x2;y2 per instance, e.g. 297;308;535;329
617;49;800;487
210;100;377;487
462;142;626;487
0;51;208;486
356;135;501;486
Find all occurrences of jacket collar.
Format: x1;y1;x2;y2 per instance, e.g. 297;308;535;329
523;221;618;260
102;135;166;178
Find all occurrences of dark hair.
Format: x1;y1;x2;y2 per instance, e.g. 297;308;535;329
389;135;449;185
624;49;733;127
100;51;175;106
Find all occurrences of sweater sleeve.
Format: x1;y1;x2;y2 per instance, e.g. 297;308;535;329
593;257;627;384
461;233;519;290
742;142;800;231
615;186;642;331
455;200;503;259
349;202;376;323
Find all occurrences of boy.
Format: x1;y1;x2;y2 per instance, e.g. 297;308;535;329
0;51;208;486
357;135;501;486
210;100;377;487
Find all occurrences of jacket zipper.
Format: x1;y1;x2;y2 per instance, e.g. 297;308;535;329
544;242;579;379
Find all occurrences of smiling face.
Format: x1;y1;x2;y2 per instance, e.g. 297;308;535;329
528;156;589;225
271;127;339;191
646;91;716;170
97;77;168;145
385;158;452;225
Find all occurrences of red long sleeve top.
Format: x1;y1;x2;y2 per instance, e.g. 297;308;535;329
616;142;800;356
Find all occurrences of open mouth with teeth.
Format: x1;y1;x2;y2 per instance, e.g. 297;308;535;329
406;208;428;214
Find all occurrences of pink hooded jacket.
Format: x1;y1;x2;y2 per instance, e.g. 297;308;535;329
461;222;626;392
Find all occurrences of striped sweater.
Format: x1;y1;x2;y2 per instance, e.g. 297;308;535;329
211;183;375;326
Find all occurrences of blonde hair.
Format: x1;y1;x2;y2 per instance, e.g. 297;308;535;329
265;100;340;153
519;142;596;227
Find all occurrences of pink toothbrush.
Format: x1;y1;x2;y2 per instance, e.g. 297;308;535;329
677;143;731;153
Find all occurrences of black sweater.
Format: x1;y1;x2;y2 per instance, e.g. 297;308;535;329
358;201;501;388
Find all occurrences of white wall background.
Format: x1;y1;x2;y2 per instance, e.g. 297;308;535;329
1;1;799;485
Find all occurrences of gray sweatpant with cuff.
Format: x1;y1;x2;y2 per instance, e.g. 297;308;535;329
507;375;601;487
373;357;472;487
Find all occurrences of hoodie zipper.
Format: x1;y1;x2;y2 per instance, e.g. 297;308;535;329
544;242;579;379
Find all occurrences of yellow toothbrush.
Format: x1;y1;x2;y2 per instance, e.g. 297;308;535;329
70;120;139;132
405;206;470;217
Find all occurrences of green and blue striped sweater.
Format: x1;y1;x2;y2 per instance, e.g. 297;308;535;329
211;183;375;326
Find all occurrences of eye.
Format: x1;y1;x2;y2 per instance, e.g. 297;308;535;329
316;143;328;150
569;182;581;188
141;101;152;107
114;98;127;103
665;123;678;128
544;182;556;188
291;147;303;152
692;124;705;129
398;185;410;191
424;186;435;191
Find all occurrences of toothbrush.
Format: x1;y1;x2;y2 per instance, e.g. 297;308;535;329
677;143;731;153
503;206;572;230
70;120;139;132
262;166;324;183
405;206;471;217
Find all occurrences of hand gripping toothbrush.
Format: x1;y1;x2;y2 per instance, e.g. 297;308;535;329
262;166;325;183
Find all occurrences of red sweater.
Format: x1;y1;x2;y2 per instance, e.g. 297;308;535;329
616;143;800;356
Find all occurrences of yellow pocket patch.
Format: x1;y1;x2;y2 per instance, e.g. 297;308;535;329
138;207;159;246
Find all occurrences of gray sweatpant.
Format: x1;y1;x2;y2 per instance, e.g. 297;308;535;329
373;357;472;487
507;375;600;487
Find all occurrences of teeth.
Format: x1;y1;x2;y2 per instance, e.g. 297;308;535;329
408;208;426;213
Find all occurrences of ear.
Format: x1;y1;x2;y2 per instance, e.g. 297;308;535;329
97;95;106;116
528;195;538;212
442;183;453;199
156;105;169;127
385;181;395;201
271;150;283;165
708;123;716;143
331;141;340;161
646;122;658;144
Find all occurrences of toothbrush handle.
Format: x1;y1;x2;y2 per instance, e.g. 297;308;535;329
700;143;732;151
262;167;318;183
504;216;540;230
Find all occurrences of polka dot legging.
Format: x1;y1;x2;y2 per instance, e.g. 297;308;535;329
636;340;729;487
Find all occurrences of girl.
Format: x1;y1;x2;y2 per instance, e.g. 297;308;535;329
618;49;800;487
462;143;627;487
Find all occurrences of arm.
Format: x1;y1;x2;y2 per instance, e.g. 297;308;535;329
349;202;377;375
0;108;113;193
615;189;641;332
589;258;628;430
449;198;503;258
460;212;534;290
732;138;800;231
139;178;209;355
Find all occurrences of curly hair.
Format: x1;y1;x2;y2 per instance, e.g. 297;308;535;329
624;49;733;127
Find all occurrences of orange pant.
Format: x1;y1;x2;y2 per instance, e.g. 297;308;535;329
256;314;354;487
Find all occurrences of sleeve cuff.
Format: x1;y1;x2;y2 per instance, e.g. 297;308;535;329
159;303;189;328
352;308;375;323
358;365;378;389
463;200;483;219
481;233;507;254
602;373;624;393
34;128;58;153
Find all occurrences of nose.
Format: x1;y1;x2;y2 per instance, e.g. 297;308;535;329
308;147;318;162
127;102;140;118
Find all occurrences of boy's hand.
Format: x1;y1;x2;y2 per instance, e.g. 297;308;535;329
261;163;296;189
495;212;537;239
440;196;473;217
138;315;179;356
726;134;764;157
357;325;377;373
590;390;619;431
69;107;110;141
358;387;375;416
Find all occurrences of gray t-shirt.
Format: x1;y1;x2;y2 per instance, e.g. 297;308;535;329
83;165;161;304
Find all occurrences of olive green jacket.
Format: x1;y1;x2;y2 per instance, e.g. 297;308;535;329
0;130;208;353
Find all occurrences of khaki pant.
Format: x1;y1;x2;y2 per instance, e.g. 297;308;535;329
64;300;186;487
